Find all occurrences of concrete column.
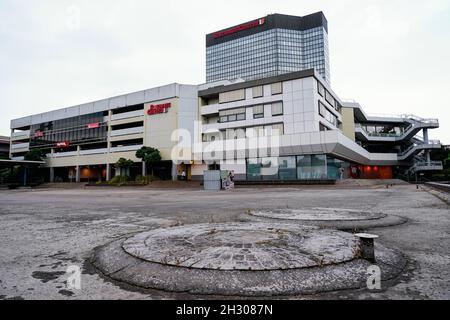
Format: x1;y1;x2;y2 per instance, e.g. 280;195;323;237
9;129;14;159
171;163;178;181
106;164;111;181
49;167;55;183
75;165;80;183
423;128;429;144
142;161;147;177
426;151;431;165
23;167;27;186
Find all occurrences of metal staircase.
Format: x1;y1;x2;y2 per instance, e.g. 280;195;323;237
355;114;439;142
397;138;441;161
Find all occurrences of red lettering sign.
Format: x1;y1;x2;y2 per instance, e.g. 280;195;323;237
56;141;70;148
147;103;172;116
87;122;100;129
213;18;265;39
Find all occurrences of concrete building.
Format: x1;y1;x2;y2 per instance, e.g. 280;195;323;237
194;69;442;181
8;11;444;183
206;12;330;84
0;136;10;159
9;70;443;183
10;84;198;182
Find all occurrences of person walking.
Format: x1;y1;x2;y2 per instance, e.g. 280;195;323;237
339;167;345;180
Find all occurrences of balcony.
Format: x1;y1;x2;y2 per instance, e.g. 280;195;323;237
48;151;78;158
201;103;219;116
79;148;109;156
11;142;30;150
397;140;441;160
111;110;144;121
110;126;144;137
414;161;443;172
11;130;30;140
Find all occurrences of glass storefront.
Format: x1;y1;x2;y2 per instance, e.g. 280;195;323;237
246;155;344;181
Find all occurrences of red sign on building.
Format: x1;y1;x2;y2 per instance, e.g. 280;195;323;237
213;18;265;39
34;131;44;138
147;103;172;116
56;141;70;148
87;122;100;129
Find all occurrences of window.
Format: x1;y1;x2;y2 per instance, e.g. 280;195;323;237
219;89;245;104
271;102;283;116
253;126;264;137
252;86;263;98
253;105;264;119
271;82;283;95
317;81;325;97
271;123;284;135
279;156;297;180
226;129;235;140
219;108;246;123
325;90;335;109
318;101;339;127
235;128;246;139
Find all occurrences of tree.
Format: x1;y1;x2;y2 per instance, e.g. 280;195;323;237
135;147;161;176
114;158;134;177
431;147;450;169
24;149;46;161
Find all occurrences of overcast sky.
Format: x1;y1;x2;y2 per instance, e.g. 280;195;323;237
1;0;449;143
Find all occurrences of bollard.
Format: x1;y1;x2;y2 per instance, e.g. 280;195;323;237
355;233;379;263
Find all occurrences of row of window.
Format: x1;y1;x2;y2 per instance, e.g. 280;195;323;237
218;83;282;105
207;45;325;67
247;154;331;181
218;102;283;123
207;27;326;56
317;82;341;112
225;123;285;140
318;101;339;127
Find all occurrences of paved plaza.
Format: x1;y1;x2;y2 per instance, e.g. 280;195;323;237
0;183;449;299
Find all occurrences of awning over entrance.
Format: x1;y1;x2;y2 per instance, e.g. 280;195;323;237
0;159;46;169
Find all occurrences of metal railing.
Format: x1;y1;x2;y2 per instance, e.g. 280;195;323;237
398;140;441;156
355;124;409;138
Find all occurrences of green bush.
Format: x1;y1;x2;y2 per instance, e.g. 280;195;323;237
109;175;130;186
135;175;159;185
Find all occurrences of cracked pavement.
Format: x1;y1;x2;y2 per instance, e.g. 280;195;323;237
0;184;448;300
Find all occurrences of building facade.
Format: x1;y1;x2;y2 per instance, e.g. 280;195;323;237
10;84;198;182
0;136;10;159
9;70;443;183
206;12;330;84
194;69;442;181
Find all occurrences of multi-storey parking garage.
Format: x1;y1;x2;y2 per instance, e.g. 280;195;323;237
10;84;198;182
